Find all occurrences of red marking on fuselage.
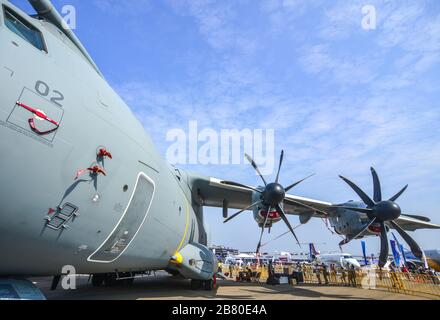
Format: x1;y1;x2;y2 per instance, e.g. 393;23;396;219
368;224;382;234
16;101;59;127
259;210;281;220
75;166;107;180
16;101;60;135
98;148;113;159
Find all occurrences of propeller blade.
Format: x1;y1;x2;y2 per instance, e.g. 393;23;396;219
339;175;376;207
275;204;301;247
371;167;382;203
389;185;408;202
331;206;373;215
256;206;271;254
379;221;389;268
221;181;262;194
245;154;267;186
275;150;284;184
284;198;328;217
285;174;315;192
339;218;376;246
224;201;262;224
401;214;431;222
389;220;423;259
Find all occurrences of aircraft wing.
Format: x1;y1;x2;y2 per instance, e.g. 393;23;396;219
394;215;440;231
188;173;439;230
191;176;253;210
188;174;333;221
283;194;332;219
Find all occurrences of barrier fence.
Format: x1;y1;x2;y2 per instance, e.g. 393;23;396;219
221;264;440;299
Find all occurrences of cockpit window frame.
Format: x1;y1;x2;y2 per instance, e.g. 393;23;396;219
2;5;48;54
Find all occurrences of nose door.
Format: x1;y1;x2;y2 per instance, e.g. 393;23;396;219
88;172;155;263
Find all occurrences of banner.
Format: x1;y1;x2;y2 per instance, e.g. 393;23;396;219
392;233;409;267
422;251;429;269
391;233;402;251
399;244;408;266
361;240;368;265
390;240;401;267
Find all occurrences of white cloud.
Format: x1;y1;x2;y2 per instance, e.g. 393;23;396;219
298;44;379;86
166;0;258;54
93;0;152;16
318;1;364;39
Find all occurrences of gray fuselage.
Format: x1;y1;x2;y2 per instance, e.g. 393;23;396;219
0;0;206;277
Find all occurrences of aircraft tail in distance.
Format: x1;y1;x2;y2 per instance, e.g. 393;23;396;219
309;243;320;260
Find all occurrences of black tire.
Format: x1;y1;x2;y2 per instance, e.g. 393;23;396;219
123;278;135;286
190;280;201;290
203;279;214;291
103;274;118;287
91;274;105;287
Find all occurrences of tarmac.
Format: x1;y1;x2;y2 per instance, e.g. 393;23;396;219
32;273;427;300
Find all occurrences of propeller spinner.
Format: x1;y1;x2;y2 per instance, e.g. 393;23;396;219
337;168;423;267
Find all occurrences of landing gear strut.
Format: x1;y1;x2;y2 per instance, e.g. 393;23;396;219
91;273;134;287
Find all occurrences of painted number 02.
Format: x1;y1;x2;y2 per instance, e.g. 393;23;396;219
35;80;65;108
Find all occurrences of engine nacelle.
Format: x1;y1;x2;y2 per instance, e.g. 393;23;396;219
251;191;282;227
329;201;389;238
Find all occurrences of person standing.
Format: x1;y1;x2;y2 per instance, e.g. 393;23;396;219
340;267;347;286
314;264;322;285
349;265;357;287
322;264;329;285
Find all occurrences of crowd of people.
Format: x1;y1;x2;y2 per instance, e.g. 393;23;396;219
217;259;440;288
215;259;440;298
389;264;440;277
386;264;440;285
217;260;360;286
306;263;358;287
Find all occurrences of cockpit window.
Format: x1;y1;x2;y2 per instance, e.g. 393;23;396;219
3;6;46;52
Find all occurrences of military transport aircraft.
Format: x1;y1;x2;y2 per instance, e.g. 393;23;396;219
0;0;438;293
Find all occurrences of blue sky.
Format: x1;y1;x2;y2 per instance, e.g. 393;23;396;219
12;0;440;255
